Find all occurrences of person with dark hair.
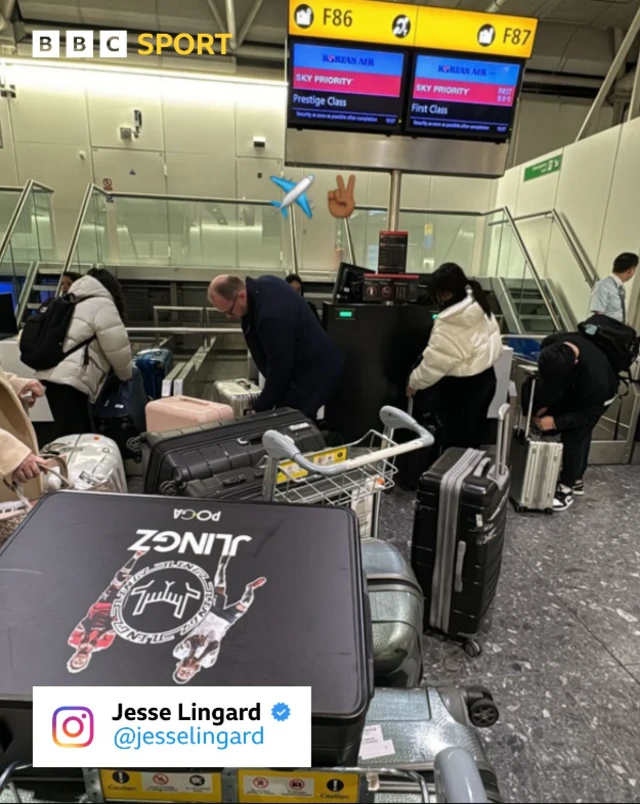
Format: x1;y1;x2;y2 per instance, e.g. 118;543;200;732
285;273;320;320
532;332;618;511
60;271;82;295
589;253;638;323
35;268;132;438
208;274;344;418
407;263;502;449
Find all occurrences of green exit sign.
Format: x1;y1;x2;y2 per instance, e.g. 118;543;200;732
524;155;562;182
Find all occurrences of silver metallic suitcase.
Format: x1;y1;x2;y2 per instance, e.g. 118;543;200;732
213;378;261;417
362;538;424;688
510;370;563;514
360;687;501;804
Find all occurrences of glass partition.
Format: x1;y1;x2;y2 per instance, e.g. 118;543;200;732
67;189;287;277
0;182;56;313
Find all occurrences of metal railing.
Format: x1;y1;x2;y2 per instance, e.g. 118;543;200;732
62;184;301;276
0;180;55;264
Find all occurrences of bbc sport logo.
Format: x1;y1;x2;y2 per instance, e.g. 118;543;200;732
32;30;233;58
52;706;94;748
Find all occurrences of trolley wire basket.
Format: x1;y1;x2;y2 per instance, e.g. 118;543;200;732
261;406;434;539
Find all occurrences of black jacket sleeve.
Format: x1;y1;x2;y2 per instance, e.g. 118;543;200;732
554;404;608;431
253;316;296;412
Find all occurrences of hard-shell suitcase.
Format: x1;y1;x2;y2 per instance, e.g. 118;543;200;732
361;538;424;688
411;405;510;656
42;433;127;493
359;687;501;803
94;366;148;461
183;466;266;501
511;370;563;514
142;408;326;496
0;493;374;767
145;395;234;433
213;378;261;417
134;348;173;400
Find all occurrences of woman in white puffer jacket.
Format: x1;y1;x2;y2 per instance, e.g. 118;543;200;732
36;269;132;438
408;263;503;450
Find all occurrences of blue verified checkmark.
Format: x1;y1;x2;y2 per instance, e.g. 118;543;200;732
271;703;291;722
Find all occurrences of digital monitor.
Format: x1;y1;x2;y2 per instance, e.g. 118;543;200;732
332;262;375;304
405;52;523;141
288;39;407;133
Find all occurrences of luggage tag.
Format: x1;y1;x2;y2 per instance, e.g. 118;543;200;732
276;446;349;485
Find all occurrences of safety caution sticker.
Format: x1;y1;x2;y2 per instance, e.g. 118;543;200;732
276;447;348;484
237;769;359;802
99;769;222;802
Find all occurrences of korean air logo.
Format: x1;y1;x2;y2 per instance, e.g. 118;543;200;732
478;24;496;47
442;65;451;73
327;54;336;62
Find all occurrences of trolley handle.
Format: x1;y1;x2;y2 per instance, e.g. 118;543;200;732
435;747;488;803
262;406;434;478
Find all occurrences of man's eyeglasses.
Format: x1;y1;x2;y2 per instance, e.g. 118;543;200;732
221;293;239;316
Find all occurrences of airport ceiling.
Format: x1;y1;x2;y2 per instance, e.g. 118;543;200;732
14;0;640;42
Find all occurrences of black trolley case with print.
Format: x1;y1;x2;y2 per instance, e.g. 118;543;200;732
142;407;325;496
0;491;373;767
411;406;510;657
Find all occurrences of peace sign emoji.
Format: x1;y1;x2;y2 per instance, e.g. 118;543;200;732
327;175;356;219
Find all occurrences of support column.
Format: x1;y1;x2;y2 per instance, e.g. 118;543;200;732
388;169;402;231
576;5;640;141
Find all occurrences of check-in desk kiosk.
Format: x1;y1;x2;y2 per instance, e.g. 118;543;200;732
324;302;436;442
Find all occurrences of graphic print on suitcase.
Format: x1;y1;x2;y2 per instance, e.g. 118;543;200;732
361;538;424;688
412;405;510;657
134;348;173;400
510;369;563;514
145;396;234;433
142;408;326;496
0;493;373;767
214;378;261;417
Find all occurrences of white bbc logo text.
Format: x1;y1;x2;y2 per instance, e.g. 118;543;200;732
32;30;128;59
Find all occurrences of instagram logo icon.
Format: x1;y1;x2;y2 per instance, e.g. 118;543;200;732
52;707;94;748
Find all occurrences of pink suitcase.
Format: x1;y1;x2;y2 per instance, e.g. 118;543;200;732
145;396;234;433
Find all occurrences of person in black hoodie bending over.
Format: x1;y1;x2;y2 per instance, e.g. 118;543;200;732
208;275;345;419
532;332;618;512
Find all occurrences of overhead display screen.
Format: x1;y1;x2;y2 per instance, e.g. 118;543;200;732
405;53;523;140
288;40;406;133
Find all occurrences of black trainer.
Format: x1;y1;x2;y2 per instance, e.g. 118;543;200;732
553;485;574;512
572;480;585;497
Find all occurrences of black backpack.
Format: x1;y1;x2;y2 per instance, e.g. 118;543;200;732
20;294;95;371
578;314;640;376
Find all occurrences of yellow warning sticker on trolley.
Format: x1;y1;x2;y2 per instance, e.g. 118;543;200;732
238;769;360;802
276;447;348;485
99;769;222;801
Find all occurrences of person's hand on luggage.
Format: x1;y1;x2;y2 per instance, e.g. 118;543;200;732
12;453;48;484
19;380;45;408
533;415;556;432
406;385;417;397
536;407;548;417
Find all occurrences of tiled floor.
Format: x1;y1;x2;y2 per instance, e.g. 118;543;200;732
379;465;640;804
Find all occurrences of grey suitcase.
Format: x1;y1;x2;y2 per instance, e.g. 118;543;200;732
213;378;261;417
510;370;563;514
360;687;501;803
362;538;424;688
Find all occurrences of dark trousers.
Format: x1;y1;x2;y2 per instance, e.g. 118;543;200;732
43;382;93;440
419;367;497;451
558;415;601;487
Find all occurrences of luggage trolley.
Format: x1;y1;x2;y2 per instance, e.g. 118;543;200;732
261;406;434;539
0;749;492;803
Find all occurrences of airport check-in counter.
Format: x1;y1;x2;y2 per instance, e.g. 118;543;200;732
324;302;436;442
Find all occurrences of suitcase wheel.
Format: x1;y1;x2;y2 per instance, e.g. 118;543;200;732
463;638;482;659
468;696;500;729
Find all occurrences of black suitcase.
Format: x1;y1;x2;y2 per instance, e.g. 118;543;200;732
183;467;266;501
396;412;442;491
411;409;510;657
94;366;148;461
0;492;374;767
142;408;325;496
